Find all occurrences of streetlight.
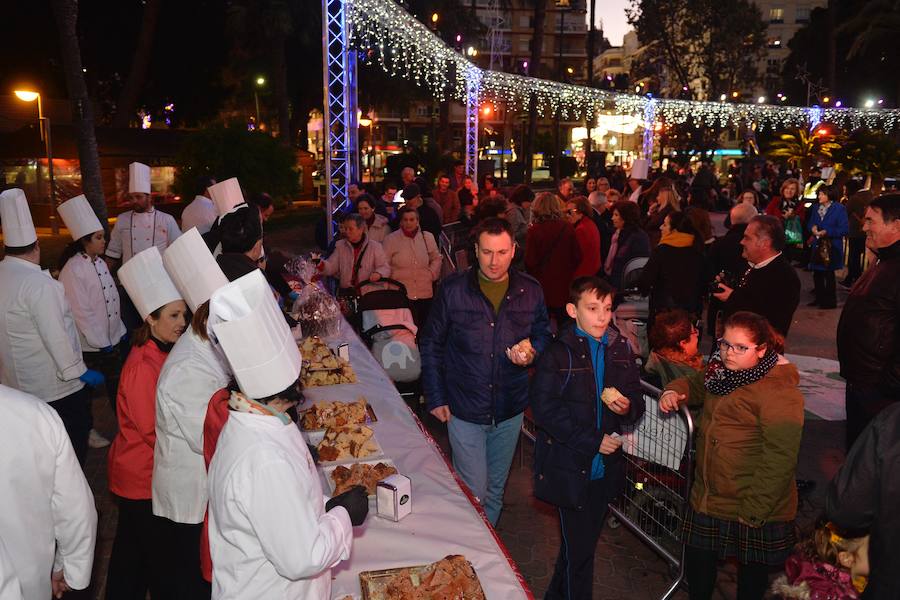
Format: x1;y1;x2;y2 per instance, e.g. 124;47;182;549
864;99;875;108
14;88;58;233
254;77;266;128
757;96;766;104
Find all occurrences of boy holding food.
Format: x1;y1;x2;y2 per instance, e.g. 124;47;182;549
529;276;645;599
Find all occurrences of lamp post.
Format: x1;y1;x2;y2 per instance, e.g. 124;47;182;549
254;76;266;129
15;89;58;234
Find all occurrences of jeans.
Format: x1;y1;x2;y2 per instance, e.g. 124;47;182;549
447;412;524;526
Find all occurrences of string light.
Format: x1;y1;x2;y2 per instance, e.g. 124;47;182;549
347;0;900;131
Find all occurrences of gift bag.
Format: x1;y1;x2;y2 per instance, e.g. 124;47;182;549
784;216;803;246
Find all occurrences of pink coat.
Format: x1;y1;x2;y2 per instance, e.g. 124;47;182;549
382;229;442;300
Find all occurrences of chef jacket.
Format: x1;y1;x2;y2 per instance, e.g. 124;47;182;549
153;328;231;523
181;195;218;235
58;253;127;352
0;536;23;600
0;384;97;600
0;257;86;401
106;208;181;264
208;411;352;600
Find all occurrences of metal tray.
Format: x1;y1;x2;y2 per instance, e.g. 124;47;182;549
321;459;397;497
358;557;484;600
298;401;377;431
303;429;385;465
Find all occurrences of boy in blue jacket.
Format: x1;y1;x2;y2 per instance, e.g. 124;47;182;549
530;276;645;599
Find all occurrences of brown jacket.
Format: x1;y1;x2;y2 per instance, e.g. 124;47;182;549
667;360;804;526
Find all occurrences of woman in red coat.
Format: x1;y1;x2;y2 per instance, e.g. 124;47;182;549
106;261;188;600
525;192;580;324
565;195;602;279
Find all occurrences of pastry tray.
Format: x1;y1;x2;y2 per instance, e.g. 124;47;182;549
298;402;377;432
303;429;385;465
358;558;485;600
321;458;397;498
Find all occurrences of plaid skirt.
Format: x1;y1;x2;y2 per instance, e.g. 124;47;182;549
682;507;796;566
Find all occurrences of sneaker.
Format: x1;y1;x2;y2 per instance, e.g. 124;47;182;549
88;429;111;449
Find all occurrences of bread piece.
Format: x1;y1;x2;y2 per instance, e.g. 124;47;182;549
600;386;625;407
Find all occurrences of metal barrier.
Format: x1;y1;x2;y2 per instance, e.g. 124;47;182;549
520;380;694;600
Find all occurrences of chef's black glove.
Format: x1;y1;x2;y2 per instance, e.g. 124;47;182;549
306;443;319;463
326;485;369;526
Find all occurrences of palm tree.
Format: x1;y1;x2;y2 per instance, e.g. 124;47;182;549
51;0;107;224
767;127;840;175
832;129;900;196
110;0;163;128
838;0;900;104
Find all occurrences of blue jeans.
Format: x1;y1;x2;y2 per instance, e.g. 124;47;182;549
447;412;524;526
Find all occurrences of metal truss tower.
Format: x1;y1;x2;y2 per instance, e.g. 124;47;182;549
464;66;482;184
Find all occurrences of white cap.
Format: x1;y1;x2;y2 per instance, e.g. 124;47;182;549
58;195;103;241
163;227;228;311
119;246;182;320
630;159;649;180
128;162;152;195
209;270;301;399
0;188;37;247
208;178;247;217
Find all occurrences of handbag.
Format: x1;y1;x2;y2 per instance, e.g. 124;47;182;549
784;216;803;246
811;237;832;267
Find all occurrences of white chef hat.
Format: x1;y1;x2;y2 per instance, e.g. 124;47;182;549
58;195;103;241
629;159;649;181
208;178;247;217
128;162;152;195
119;246;182;320
209;270;301;399
0;188;37;247
163;227;228;311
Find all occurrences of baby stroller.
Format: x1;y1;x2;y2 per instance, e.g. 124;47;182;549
613;256;650;362
355;279;423;410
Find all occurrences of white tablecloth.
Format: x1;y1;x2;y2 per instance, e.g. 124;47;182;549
306;325;531;599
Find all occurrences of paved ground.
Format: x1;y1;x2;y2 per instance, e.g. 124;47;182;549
76;215;849;599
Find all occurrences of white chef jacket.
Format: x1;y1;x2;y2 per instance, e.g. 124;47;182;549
58;254;127;352
180;195;217;235
153;329;231;523
0;384;98;600
106;208;181;264
0;536;23;600
208;411;352;600
628;185;642;203
0;257;86;401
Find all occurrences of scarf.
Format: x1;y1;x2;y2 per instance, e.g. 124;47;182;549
656;347;704;372
704;348;778;396
659;231;695;248
227;390;292;425
780;197;797;214
818;201;832;220
604;229;621;275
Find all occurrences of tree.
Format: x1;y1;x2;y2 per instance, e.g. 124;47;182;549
626;0;767;100
523;0;548;183
110;0;162;128
51;0;107;223
766;127;841;174
832;129;900;196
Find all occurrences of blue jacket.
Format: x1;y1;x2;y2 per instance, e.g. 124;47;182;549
420;268;551;425
808;201;849;271
529;324;644;510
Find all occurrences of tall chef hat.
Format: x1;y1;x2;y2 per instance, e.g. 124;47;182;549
119;246;182;320
0;188;37;247
629;158;649;181
208;178;247;217
209;270;301;399
128;162;152;195
58;194;103;241
163;227;229;311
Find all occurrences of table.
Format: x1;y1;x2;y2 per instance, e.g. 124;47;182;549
303;323;532;599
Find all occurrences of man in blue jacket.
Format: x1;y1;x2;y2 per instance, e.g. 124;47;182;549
420;217;551;526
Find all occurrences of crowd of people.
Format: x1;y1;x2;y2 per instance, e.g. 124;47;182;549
0;155;898;600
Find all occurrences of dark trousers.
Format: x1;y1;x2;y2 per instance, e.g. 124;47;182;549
157;518;211;600
106;498;166;600
685;545;770;600
83;340;127;416
48;386;91;465
845;236;866;284
545;480;609;600
812;270;836;307
409;298;433;330
846;382;898;450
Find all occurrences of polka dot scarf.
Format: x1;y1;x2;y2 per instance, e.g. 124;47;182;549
704;348;778;396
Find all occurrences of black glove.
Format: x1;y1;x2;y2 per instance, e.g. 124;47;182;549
306;443;319;463
326;485;369;526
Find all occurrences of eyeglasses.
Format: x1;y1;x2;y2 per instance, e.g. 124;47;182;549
717;338;758;355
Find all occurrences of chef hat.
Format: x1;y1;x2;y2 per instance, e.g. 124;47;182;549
820;166;835;182
208;178;247;217
0;188;37;247
209;270;301;399
163;227;229;311
128;162;152;195
119;246;182;320
58;195;103;241
629;159;649;181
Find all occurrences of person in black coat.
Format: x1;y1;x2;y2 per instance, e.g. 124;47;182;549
530;276;645;600
401;183;442;242
637;211;705;322
706;203;756;335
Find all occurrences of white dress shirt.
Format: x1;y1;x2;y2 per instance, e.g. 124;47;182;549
106;209;181;263
58;254;127;352
0;257;86;401
208;411;352;600
0;384;97;600
153;329;231;523
180;195;218;235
